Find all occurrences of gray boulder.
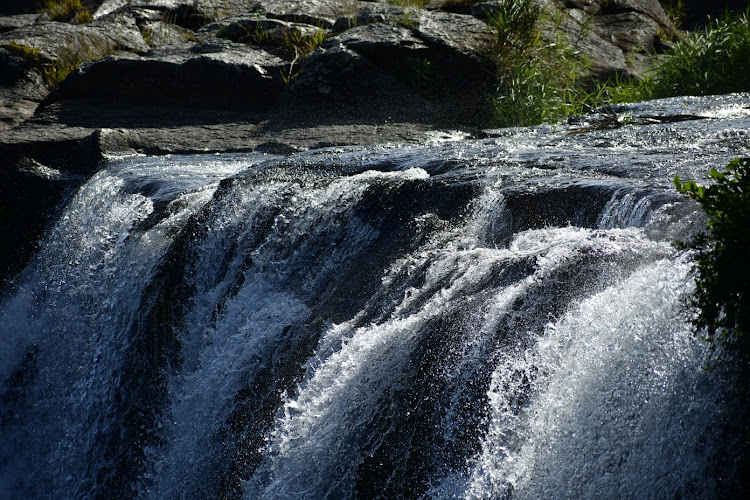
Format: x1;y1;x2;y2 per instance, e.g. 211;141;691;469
42;39;287;111
284;10;491;127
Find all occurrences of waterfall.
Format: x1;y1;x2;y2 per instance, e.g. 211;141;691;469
1;95;749;499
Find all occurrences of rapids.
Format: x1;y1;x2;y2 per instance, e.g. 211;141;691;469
1;94;749;499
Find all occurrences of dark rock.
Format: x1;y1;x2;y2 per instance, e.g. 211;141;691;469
285;11;491;128
202;15;327;53
0;46;48;130
411;9;489;58
538;7;632;80
0;127;100;287
0;1;43;16
599;0;673;28
0;12;150;62
679;0;750;29
332;5;405;32
590;11;662;54
42;39;287;111
0;14;42;33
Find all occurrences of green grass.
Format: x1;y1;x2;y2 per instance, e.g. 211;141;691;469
2;36;116;86
389;0;430;8
586;8;750;106
42;0;92;24
650;8;750;97
218;22;326;61
485;0;594;127
487;3;750;128
2;41;44;65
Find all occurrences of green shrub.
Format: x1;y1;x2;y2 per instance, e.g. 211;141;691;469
486;4;750;127
674;158;750;351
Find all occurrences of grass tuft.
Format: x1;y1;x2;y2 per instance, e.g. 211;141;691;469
42;36;118;86
487;3;750;128
389;0;430;7
649;8;750;97
42;0;92;24
485;0;594;127
3;36;117;86
2;41;44;65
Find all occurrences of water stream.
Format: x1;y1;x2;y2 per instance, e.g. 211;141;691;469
1;94;749;499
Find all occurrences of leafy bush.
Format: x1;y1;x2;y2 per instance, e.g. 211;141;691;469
674;158;750;350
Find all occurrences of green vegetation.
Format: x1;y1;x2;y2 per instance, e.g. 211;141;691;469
2;36;115;86
42;0;92;24
216;21;326;84
218;22;325;60
648;9;750;97
485;0;592;126
659;0;684;28
674;158;750;350
2;41;44;65
389;0;430;8
486;3;750;127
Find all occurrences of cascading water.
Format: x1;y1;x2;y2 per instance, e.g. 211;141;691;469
1;94;749;499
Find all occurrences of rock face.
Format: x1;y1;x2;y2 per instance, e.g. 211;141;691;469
0;0;679;285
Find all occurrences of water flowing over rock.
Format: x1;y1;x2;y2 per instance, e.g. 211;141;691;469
1;93;749;499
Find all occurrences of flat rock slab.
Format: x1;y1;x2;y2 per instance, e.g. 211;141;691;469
0;14;150;61
43;39;287;109
0;14;41;33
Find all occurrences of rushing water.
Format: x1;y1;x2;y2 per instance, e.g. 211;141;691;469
1;94;749;499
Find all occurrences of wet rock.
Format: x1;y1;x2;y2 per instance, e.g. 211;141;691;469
0;127;99;287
